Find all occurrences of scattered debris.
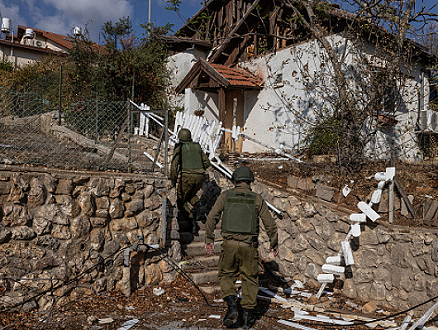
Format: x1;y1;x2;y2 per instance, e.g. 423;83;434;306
98;318;114;324
153;287;165;296
362;301;377;314
116;319;139;330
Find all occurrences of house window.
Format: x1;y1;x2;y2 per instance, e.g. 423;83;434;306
273;73;283;88
371;69;397;126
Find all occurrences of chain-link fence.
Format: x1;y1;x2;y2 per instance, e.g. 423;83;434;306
0;87;166;173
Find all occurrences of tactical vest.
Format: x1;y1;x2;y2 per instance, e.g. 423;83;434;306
222;189;258;235
181;142;204;170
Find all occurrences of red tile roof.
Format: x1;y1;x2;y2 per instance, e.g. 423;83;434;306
210;63;262;88
18;25;75;50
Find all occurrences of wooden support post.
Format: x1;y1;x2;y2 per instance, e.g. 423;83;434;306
389;180;394;223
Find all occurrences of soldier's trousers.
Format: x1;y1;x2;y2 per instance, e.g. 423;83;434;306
218;242;259;310
177;173;205;220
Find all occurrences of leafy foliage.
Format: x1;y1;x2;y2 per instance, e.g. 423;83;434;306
0;17;171;112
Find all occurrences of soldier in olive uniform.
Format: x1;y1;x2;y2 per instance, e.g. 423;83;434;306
204;166;278;329
170;128;210;232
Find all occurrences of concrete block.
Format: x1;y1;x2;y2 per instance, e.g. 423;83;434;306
377;191;388;213
297;178;308;190
425;201;438;225
287;175;299;189
316;184;335;202
423;198;433;219
401;195;414;217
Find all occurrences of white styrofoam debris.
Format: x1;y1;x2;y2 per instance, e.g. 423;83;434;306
143;152;163;168
99;318;114;324
326;256;341;265
322;264;345;275
375;172;386;181
371;189;382;204
209;315;221;319
259;287;288;302
377;180;386;189
153;287;165;296
278;319;319;330
341;241;354;266
351;223;361;237
116;319;139;330
317;273;334;283
357;201;380;221
293;313;354;325
386;167;395;181
350;213;367;222
342;185;351;197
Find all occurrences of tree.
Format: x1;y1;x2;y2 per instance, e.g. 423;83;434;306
278;0;438;173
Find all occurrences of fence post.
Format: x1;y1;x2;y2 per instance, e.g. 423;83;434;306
162;108;169;247
58;64;62;126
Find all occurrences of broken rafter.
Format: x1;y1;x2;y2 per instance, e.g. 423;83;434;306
209;0;261;63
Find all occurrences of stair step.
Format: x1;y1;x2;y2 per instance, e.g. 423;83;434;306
180;255;219;272
183;241;222;257
190;270;218;285
199;285;222;295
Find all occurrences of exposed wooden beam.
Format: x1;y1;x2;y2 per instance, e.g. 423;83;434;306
209;0;261;63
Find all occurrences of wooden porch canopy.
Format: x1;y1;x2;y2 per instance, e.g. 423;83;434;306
174;58;263;94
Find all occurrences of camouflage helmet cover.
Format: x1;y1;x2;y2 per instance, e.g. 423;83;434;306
178;128;192;141
231;166;254;182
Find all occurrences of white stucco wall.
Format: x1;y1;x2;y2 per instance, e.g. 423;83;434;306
166;48;208;110
168;34;430;161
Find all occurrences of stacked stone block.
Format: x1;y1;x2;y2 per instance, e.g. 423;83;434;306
0;168;179;312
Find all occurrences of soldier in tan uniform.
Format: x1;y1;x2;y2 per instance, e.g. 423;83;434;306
204;166;278;329
170;128;210;233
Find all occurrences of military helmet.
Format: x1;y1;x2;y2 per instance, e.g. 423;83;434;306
232;166;254;183
178;128;192;141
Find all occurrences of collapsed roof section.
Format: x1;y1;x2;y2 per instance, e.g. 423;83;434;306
175;57;263;94
174;0;437;67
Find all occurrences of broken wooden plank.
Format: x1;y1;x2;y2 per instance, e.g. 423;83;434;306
209;0;261;62
394;177;417;218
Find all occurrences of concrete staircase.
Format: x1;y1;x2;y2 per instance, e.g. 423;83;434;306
179;222;223;294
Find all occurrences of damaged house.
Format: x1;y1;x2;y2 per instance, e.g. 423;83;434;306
165;0;437;161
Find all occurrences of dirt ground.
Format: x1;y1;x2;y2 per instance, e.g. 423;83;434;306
0;272;422;330
241;155;438;227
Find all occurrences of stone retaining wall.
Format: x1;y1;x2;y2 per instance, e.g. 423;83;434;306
2;164;438;315
0;166;180;312
252;180;438;314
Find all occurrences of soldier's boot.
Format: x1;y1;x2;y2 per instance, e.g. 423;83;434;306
241;308;254;329
223;295;238;327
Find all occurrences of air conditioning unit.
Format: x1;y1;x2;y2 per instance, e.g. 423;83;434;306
34;40;44;48
419;110;438;133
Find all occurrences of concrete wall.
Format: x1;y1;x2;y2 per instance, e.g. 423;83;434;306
0;166;180;312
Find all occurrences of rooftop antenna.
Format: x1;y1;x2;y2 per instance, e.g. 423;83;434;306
148;0;151;24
